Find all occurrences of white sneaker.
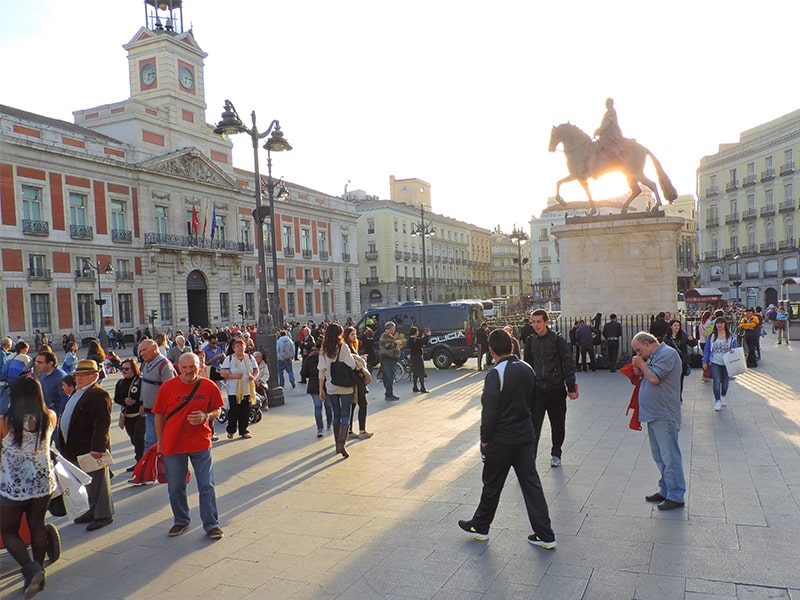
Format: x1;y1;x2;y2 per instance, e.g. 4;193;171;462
720;396;727;407
714;400;721;412
550;456;562;467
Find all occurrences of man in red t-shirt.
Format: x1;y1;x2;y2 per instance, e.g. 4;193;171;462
154;353;224;540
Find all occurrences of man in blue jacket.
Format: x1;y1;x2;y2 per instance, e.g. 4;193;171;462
458;328;556;549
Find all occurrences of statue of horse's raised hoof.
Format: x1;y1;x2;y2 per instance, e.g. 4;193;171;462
555;194;565;206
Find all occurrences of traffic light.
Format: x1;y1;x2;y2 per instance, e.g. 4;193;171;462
150;309;158;322
238;304;244;317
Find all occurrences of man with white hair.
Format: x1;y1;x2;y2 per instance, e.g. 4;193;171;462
139;339;177;450
167;335;193;367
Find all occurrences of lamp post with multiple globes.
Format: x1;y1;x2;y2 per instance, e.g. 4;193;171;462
509;225;530;312
411;205;436;304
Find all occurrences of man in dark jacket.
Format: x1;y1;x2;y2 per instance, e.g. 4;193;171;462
475;322;491;370
519;318;535;344
458;328;556;549
523;309;578;468
649;312;670;341
602;314;623;372
574;320;596;372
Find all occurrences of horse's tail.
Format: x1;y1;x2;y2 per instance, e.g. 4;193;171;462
646;149;678;203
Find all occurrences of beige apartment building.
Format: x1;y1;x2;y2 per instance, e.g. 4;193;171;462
0;5;359;340
697;109;800;307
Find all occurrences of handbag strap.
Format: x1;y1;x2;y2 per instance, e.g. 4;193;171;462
165;379;203;422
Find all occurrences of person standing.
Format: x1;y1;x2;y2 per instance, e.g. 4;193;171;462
300;338;332;438
574;320;595;372
220;338;258;440
475;322;490;371
458;329;556;549
57;359;114;530
774;303;790;345
167;335;193;368
662;320;693;401
138;339;177;451
649;312;670;342
602;314;623;372
153;353;224;540
702;318;737;412
276;330;296;389
631;332;685;510
407;326;430;393
318;323;358;458
343;326;372;439
113;358;144;470
33;351;68;415
739;308;760;368
519;318;535;345
0;377;57;597
523;309;578;468
378;322;402;401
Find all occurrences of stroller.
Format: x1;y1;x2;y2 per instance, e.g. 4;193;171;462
0;513;62;565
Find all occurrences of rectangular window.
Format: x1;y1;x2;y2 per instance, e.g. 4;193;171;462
318;230;327;252
305;292;313;315
262;223;273;252
765;156;773;169
240;218;250;246
219;293;230;320
765;189;774;208
786;184;794;203
786;149;794;163
300;228;311;251
746;162;755;176
155;206;168;235
111;200;126;231
245;292;254;318
394;220;398;232
159;293;173;324
342;234;349;254
747;194;755;211
345;291;352;314
30;294;50;330
69;192;87;226
282;224;293;249
287;292;296;316
29;254;46;274
367;219;375;234
216;216;226;242
730;198;737;214
118;293;133;325
77;293;94;328
22;186;43;221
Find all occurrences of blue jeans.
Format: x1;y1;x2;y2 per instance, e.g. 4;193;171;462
163;449;219;532
381;359;397;397
145;412;156;450
310;394;332;430
327;393;352;427
277;360;295;387
646;420;686;503
709;362;729;402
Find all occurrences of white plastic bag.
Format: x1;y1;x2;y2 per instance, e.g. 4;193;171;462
723;347;747;377
52;450;91;516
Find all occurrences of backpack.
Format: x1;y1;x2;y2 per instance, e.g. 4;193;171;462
278;338;293;361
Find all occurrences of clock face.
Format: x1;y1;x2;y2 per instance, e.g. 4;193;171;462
178;66;195;90
140;63;156;86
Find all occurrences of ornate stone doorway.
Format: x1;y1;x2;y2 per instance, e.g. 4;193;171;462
187;270;209;328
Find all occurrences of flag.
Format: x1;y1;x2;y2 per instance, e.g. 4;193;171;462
191;205;199;235
202;201;209;237
210;205;217;240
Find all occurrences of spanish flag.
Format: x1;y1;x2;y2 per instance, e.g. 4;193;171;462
191;205;200;235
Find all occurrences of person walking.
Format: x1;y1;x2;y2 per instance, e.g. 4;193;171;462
457;328;556;549
407;326;430;393
523;309;578;468
300;338;332;437
276;330;296;389
702;318;738;412
631;332;686;510
113;358;144;470
774;303;789;345
318;323;358;459
153;353;224;540
343;326;372;439
0;377;57;598
378;322;402;401
220;339;258;440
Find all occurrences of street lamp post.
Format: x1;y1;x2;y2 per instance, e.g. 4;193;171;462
84;260;114;349
509;225;529;312
411;204;435;304
317;273;332;320
732;253;742;306
214;100;292;407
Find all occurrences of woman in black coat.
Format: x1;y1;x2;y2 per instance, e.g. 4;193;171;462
663;319;695;400
300;338;332;437
407;326;430;393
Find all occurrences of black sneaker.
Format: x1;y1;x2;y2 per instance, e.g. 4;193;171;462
206;527;224;540
527;534;556;549
457;519;489;541
168;523;189;537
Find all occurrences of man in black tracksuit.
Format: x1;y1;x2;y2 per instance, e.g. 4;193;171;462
523;308;578;468
458;329;556;549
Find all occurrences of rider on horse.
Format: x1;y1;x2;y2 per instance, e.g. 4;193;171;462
588;98;624;177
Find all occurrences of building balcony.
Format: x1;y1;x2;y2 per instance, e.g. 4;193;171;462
745;272;760;279
710;273;721;281
539;256;552;263
725;181;738;193
365;251;378;261
244;274;256;283
780;162;795;176
395;250;403;260
783;267;799;277
366;276;380;284
403;252;411;261
764;269;778;278
284;247;295;258
304;276;314;284
740;244;758;256
28;268;51;281
344;275;352;284
112;229;132;243
433;256;442;263
724;214;739;224
742;174;757;187
705;186;720;197
701;251;719;261
74;270;95;281
411;252;419;262
742;209;757;221
115;272;134;282
779;199;795;213
144;233;253;253
761;168;775;182
778;238;796;250
301;248;312;259
760;205;775;217
341;252;350;262
319;250;329;260
706;217;719;228
70;224;94;240
723;248;739;258
22;219;49;236
286;274;296;285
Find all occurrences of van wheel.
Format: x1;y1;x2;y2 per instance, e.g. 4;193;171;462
453;359;467;367
432;349;453;369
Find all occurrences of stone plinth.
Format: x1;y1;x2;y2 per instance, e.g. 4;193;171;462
551;212;683;316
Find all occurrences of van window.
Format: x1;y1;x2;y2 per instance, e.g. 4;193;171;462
423;307;466;332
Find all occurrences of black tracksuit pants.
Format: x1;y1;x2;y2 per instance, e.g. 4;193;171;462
532;386;567;459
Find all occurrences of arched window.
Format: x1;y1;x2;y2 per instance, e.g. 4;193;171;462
785;217;794;242
541;266;551;282
729;228;738;250
747;226;756;247
710;233;718;254
765;221;774;244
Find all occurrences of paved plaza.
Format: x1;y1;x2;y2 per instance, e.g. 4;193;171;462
1;337;799;599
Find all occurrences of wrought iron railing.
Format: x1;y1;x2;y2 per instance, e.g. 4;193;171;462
112;229;132;243
115;272;135;281
22;219;49;235
28;268;51;280
319;250;329;260
341;252;350;262
780;162;795;176
302;249;312;258
74;270;95;281
761;168;775;181
70;224;94;239
283;247;295;258
365;251;378;260
144;233;252;252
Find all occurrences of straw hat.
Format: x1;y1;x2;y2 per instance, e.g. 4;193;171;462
74;359;102;373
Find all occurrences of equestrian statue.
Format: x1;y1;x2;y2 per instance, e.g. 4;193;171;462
548;98;677;215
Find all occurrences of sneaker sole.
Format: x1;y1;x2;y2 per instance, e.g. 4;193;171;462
457;523;489;541
528;538;557;549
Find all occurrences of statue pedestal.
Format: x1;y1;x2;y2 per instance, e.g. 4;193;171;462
551;212;683;317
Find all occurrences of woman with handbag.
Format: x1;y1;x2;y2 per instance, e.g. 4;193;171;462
663;320;694;401
220;339;258;440
408;326;431;393
300;338;332;438
702;318;738;412
0;377;57;598
318;323;358;458
343;326;372;440
113;358;144;470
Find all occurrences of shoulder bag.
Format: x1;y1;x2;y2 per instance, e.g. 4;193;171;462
329;344;356;387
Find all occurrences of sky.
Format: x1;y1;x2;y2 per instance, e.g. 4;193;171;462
3;1;800;233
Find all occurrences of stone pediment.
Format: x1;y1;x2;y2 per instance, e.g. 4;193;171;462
138;148;242;191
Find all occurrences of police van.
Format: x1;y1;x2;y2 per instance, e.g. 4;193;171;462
356;301;485;369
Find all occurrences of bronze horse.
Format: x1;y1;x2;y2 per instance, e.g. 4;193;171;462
548;123;677;214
